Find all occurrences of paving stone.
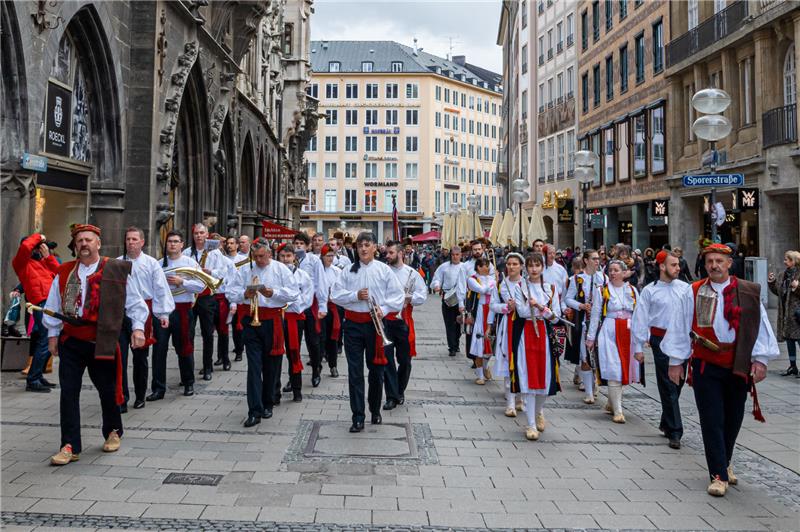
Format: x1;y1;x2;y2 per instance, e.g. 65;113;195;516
315;508;372;525
344;496;397;510
427;510;485;528
141;503;205;519
290;494;344;509
256;506;316;523
482;512;543;528
84;501;148;518
594;514;658;529
25;499;94;515
320;484;372;496
649;515;715;530
0;497;39;512
199;505;261;521
537;513;598;529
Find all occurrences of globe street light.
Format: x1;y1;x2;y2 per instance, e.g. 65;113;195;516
574;150;599;250
691;88;732;243
467;191;479;240
511;176;530;250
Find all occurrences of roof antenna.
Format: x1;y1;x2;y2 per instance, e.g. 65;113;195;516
412;37;418;56
445;36;459;61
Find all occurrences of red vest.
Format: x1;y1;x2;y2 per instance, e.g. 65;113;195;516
57;258;108;343
690;280;736;369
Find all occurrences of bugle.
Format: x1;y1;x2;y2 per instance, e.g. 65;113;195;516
368;295;393;347
249;276;262;327
163;266;223;296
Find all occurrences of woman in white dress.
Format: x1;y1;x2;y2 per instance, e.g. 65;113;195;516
466;258;496;384
586;259;643;423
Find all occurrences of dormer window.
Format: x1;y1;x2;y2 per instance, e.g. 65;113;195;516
361;61;374;72
391;61;403;72
329;61;340;72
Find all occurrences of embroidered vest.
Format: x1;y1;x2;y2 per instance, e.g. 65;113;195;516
58;259;107;342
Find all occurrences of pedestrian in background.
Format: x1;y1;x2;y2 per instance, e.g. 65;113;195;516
673;247;693;283
768;250;800;377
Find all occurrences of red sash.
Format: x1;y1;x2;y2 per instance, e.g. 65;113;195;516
403;305;417;357
327;302;341;340
143;299;156;347
523;320;547;390
344;310;387;365
311;296;321;333
284;311;305;373
481;299;491;355
214;293;230;335
254;307;285;356
175;302;194;357
650;326;666;337
615;318;632;385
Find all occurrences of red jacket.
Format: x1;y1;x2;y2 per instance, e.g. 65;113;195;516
12;234;60;304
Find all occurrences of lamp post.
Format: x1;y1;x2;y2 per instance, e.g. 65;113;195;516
511;175;530;251
467;190;479;240
691;88;732;244
574;150;599;250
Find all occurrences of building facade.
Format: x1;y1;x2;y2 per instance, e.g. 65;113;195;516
1;0;317;296
301;41;503;240
577;0;671;251
497;0;521;214
665;0;800;268
535;0;580;248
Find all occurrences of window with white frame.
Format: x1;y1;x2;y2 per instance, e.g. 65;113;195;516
307;162;317;178
386;109;398;125
434;138;441;153
405;189;418;212
435;112;441;127
325;136;337;151
345;162;357;179
344;189;357;212
326;109;338;125
406;109;419;125
406;136;418;152
386;83;399;99
740;56;754;124
391;61;403;72
303;189;317;211
366;83;379;99
557;134;565;177
324;189;337;212
385;162;398;179
328;62;340;72
325;83;338;99
345;136;357;152
306;83;319;99
385;136;398;152
364;189;377;212
435;86;442;100
307;135;317;151
567;130;575;174
365;136;378;152
365;109;378;125
345;83;359;99
406;162;418;179
361;61;374;72
345;109;358;125
406;83;419;98
567;66;574;96
365;162;378;178
435;190;441;212
435;164;441;180
324;162;337;179
384;190;397;212
687;0;699;29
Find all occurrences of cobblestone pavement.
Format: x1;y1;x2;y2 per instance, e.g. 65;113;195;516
2;298;799;531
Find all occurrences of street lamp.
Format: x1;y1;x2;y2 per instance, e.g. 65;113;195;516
691;88;732;243
450;202;461;244
511;175;530;250
467;190;479;239
574;150;599;250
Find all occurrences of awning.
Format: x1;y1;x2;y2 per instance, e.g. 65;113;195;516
261;220;298;239
411;230;441;242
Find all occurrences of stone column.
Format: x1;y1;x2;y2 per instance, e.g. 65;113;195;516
1;170;35;297
720;49;740;147
631;203;650;251
753;29;774;148
603;207;619;249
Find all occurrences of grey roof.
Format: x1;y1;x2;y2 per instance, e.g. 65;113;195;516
310;40;502;93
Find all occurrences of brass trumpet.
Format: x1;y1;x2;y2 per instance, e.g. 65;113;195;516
164;266;223;296
249;276;261;327
369;295;393;347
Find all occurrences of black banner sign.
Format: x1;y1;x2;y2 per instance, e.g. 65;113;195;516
45;81;72;157
650;199;669;217
558;199;574;223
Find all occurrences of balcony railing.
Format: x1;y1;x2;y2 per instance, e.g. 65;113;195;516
666;0;749;68
547;49;553;60
539;55;544;65
538;1;544;14
567;34;574;47
557;41;563;53
763;104;797;148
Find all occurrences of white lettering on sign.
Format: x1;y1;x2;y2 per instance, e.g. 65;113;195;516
48;130;66;144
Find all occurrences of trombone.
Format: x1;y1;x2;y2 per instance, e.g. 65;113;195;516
368;295;393;347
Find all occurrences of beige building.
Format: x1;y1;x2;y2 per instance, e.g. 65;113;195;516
665;0;800;269
301;41;503;240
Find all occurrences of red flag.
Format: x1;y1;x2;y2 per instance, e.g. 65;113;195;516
392;194;400;240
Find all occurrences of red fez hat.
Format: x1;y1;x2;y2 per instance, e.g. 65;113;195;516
275;242;289;254
655;250;668;264
71;224;101;238
701;243;733;256
320;244;334;256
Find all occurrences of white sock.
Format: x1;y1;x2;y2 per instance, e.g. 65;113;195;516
475;366;484;379
608;381;622;414
581;369;594;397
534;395;546;415
524;394;537;426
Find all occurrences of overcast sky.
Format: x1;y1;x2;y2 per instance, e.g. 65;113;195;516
311;0;503;73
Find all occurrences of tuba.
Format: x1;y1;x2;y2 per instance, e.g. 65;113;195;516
249;275;262;327
164;266;223;296
369;295;393;347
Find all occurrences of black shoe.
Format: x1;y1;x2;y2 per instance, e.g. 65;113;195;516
146;392;164;402
448;351;456;357
120;403;128;414
234;353;242;362
337;346;343;355
202;372;212;381
398;396;405;406
780;364;798;376
312;373;321;388
668;438;681;450
383;400;397;411
330;367;339;378
349;422;364;433
133;399;146;409
213;359;224;366
183;385;194;397
40;377;57;388
282;382;292;393
273;397;281;406
371;414;382;425
26;382;51;393
223;362;231;371
470;361;477;369
244;415;261;428
262;409;273;419
293;390;303;402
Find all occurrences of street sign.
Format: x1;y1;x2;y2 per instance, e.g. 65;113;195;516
682;174;744;187
20;153;48;172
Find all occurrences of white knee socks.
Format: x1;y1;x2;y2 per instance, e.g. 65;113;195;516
607;380;623;414
475;366;485;379
581;369;594;398
534;394;546;415
524;394;537;426
505;378;515;409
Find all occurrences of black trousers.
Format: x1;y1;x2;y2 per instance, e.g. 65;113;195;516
691;358;749;481
344;320;385;424
242;316;282;417
232;312;244;357
280;320;304;394
651;335;686;440
302;306;322;375
213;295;230;365
152;309;195;394
119;316;152;404
58;337;122;454
384;319;412;402
323;307;343;369
441;300;461;353
191;294;217;373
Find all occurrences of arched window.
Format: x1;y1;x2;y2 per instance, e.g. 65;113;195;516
784;43;796;106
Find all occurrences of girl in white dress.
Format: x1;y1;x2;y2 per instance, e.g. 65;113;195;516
586;259;642;423
466;258;496;384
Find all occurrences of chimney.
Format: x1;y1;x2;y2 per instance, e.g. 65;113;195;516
452;55;466;66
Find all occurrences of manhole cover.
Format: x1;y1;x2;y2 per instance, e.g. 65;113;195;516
163;473;223;486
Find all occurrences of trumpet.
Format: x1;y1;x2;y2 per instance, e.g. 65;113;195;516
164;266;223;296
234;256;251;269
249;276;262;327
369;295;393;347
398;272;417;323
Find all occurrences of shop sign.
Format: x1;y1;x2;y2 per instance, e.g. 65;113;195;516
362;127;400;134
45;81;72;157
363;155;398;161
590;212;604;229
557;199;574;223
444;157;460;165
444;107;460;114
736;188;759;210
650;199;669;217
20;153;48;172
363;181;398;187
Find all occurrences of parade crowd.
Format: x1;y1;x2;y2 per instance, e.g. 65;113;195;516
6;225;800;499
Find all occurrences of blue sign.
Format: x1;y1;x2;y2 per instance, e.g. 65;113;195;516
682;174;744;187
363;127;400;134
20;153;48;172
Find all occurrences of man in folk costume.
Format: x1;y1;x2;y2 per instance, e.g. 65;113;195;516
276;243;313;402
117;227;175;411
150;230;206;400
183;224;228;381
562;256;584;386
632;251;690;449
462;240;497;364
431;246;467;357
320;244;343;376
383;241;428;409
44;225;149;465
292;232;328;387
330;232;405;433
228;238;299;427
662;243;778;497
331;232;353;270
231;235;252;362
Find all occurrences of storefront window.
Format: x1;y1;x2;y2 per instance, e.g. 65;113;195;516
603;127;614;184
590;133;601;186
650;105;665;174
633;114;647;178
617;121;629;181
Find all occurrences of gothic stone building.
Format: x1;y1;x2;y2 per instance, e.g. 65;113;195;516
1;0;317;295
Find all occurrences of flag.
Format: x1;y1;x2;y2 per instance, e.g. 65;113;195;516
392;194;400;240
